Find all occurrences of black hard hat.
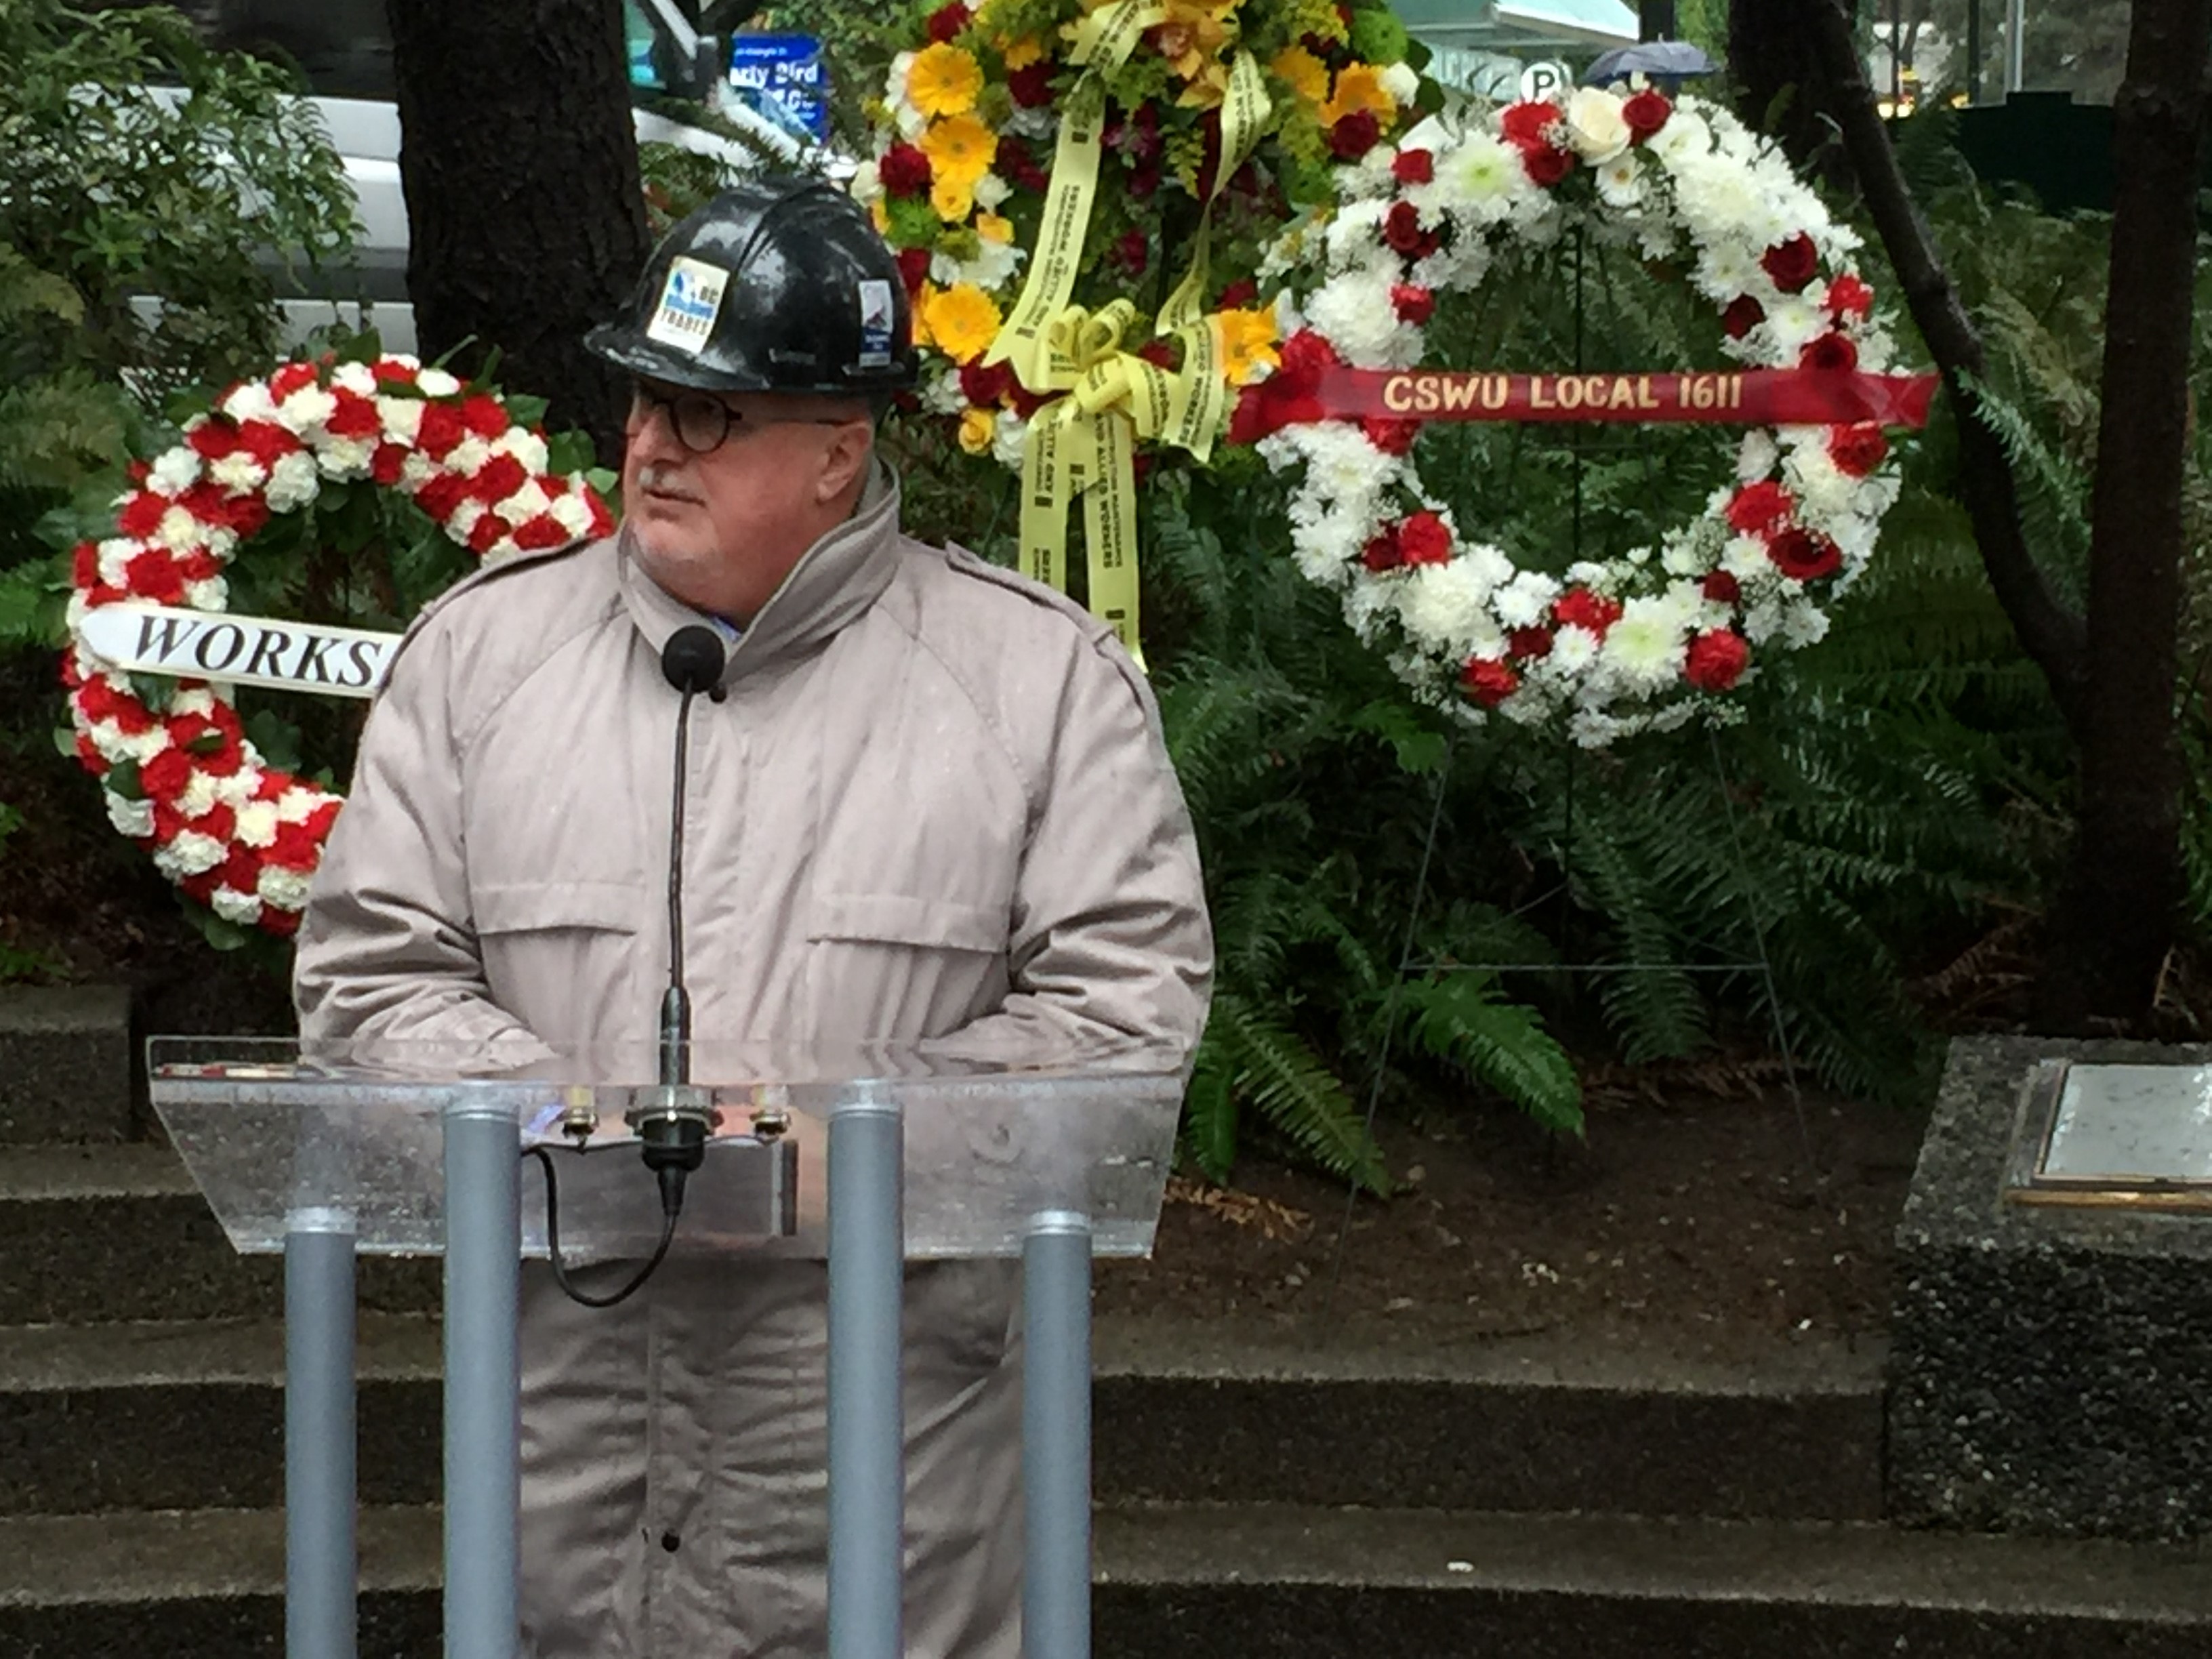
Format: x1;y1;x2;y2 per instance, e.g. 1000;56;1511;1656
586;176;918;396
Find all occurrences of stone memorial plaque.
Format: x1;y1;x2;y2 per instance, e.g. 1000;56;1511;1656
2007;1059;2212;1208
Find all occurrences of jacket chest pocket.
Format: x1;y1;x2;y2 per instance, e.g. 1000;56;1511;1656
472;878;649;1040
801;889;1010;1041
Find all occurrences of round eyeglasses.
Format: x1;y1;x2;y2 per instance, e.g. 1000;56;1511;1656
627;382;857;455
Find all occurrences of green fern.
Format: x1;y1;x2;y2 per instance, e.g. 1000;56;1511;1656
1188;990;1390;1193
1396;974;1582;1136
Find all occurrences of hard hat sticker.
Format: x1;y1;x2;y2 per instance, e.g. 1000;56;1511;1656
855;279;895;369
645;257;729;354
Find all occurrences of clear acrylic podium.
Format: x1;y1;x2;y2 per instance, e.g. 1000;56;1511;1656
147;1036;1185;1659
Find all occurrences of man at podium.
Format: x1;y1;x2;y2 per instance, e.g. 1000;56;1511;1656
293;179;1213;1657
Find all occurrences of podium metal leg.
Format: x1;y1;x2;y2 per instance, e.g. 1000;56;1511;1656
1023;1212;1092;1659
827;1097;903;1659
444;1097;520;1659
286;1210;357;1659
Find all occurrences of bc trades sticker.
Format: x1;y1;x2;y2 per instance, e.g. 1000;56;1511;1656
645;257;729;352
855;279;895;368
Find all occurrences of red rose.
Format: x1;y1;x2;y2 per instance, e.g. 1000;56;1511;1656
926;1;970;43
1761;233;1820;293
470;453;527;505
414;403;467;461
879;142;933;199
1829;422;1889;477
1397;512;1452;566
1382;201;1430;256
413;472;470;523
117;491;168;538
1519;144;1574;187
325;389;381;440
1218;278;1258;309
1110;228;1149;276
1721;296;1765;340
1684;629;1750;691
1824;272;1875;319
467;512;510;554
459;395;508;440
186;421;239;461
1553;586;1624;638
1623;88;1672;141
123;550;185;604
235;420;300;467
959;360;1015;406
1329;110;1381;161
1360;530;1404;573
1500;102;1561;146
895;245;930;298
1767;527;1842;581
1277;329;1340;384
1392;148;1434;184
1361;417;1420;455
1700;570;1742;605
1725;480;1793;535
371;442;409;485
1460;657;1520;707
1391;284;1435;325
1008;61;1054;108
1509;626;1554;659
1801;331;1860;373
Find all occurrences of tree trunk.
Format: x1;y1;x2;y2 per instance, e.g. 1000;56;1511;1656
384;0;649;466
1641;0;1679;38
2037;0;2212;1027
1729;0;1852;165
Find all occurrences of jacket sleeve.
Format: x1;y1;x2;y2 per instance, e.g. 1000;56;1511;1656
292;617;548;1060
924;630;1213;1070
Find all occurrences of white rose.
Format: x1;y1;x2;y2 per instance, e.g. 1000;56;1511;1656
1563;87;1632;164
849;159;882;203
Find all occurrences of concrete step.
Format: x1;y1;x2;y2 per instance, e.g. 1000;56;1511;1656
0;985;134;1145
0;1313;1883;1523
1092;1501;2212;1657
5;1502;2210;1658
0;1146;439;1324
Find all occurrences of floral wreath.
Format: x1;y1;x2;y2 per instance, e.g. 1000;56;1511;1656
1251;84;1908;746
855;0;1425;468
62;353;615;937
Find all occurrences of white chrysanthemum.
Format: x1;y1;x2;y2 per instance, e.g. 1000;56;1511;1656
1719;533;1774;581
1780;603;1832;647
1600;594;1692;691
945;236;1024;291
258;865;313;909
1435;131;1528;227
1784;447;1858;523
1339;148;1400;202
1411;234;1489;290
1006;107;1054;141
550;493;595;537
222;382;280;424
1595;150;1645;207
1492;569;1561;628
1563;87;1632;163
1324;199;1392;268
1306;268;1415;367
280;386;337;433
1396;558;1504;655
1291;506;1371;579
1647;109;1711;166
1344;580;1397;644
1737;430;1780;482
972;171;1010;210
1381;63;1420;106
264;451;321;512
210;886;263;924
150;447;201;493
105;792;155;838
991;409;1027;470
208;452;266;493
378;396;425;444
317;435;377;479
1301;424;1399;509
157;830;228;878
234;800;279;848
415;368;461;398
1743;598;1786;644
920;366;964;415
1551;624;1601;676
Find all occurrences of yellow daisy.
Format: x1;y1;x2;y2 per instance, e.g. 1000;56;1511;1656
931;173;976;223
922;283;1004;365
999;34;1046;70
1270;44;1328;106
921;112;998;187
958;407;998;455
1321;62;1397;129
907;42;984;118
977;211;1015;244
1216;306;1279;386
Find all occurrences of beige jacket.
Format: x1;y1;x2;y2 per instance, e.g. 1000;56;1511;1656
294;469;1212;1658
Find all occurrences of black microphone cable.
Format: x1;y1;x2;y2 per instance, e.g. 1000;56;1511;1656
532;623;729;1309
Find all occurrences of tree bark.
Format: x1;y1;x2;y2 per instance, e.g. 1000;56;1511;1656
1729;0;1852;165
2038;0;2212;1025
1641;1;1679;39
1802;0;2090;725
384;0;649;466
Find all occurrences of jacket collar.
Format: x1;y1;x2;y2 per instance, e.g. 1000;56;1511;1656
617;462;904;687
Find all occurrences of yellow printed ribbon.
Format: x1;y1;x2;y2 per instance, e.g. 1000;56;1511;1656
1017;300;1223;665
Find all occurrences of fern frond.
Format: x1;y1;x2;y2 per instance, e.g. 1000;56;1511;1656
1398;974;1583;1134
1206;990;1390;1194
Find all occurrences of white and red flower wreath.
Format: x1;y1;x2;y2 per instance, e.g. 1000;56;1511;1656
63;354;613;937
1247;85;1913;747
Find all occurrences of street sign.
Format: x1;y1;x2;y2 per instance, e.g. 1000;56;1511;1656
1518;59;1574;102
728;33;828;144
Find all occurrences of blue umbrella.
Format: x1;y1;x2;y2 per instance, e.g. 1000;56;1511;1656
1582;41;1717;87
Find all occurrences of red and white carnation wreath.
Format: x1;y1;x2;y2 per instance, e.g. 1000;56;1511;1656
62;354;614;936
1248;85;1914;746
